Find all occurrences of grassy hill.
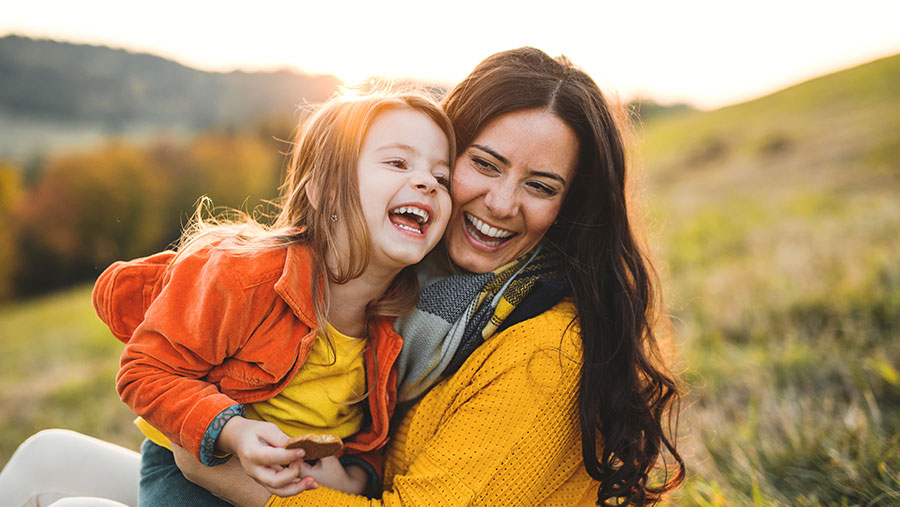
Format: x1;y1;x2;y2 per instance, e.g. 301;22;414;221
637;54;900;504
0;285;141;462
1;54;898;504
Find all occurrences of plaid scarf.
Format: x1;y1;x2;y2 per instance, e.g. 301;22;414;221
393;244;566;402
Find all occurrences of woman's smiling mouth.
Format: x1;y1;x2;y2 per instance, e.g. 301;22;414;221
464;212;516;247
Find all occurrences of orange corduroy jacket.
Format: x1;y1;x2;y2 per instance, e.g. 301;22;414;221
92;241;402;468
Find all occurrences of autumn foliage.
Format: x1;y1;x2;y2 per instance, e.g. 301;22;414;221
3;131;283;298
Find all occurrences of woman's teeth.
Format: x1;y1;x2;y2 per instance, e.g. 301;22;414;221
465;212;514;247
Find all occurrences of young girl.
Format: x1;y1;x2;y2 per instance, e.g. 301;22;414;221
91;89;454;504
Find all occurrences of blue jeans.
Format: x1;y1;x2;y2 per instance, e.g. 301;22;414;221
139;439;231;507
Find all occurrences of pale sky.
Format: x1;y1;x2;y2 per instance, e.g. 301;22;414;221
3;0;899;109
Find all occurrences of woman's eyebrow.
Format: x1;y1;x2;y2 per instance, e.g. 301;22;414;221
471;144;509;166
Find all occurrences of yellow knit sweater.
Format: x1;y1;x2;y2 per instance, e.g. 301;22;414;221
267;300;599;506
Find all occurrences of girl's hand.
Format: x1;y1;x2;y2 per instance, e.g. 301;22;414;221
300;456;368;495
172;443;317;505
216;416;313;495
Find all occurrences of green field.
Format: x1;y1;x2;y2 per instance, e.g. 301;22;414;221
642;54;900;505
1;54;899;505
0;284;145;460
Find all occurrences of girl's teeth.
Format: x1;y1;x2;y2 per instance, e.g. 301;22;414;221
392;206;429;223
395;223;421;234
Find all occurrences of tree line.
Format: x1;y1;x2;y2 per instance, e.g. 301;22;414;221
0;120;296;301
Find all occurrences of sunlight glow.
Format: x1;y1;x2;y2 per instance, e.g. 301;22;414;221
2;0;899;109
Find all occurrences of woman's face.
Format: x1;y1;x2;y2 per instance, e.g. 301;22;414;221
444;109;579;273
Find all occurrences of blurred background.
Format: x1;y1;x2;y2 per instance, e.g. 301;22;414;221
1;1;898;504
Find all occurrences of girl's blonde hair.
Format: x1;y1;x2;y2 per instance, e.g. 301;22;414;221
175;87;456;329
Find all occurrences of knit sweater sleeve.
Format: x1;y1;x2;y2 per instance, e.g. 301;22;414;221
267;301;590;506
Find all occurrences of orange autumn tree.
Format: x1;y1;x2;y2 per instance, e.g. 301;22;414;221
13;133;282;296
0;161;22;300
14;143;169;293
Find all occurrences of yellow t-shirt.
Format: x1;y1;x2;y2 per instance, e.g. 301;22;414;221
137;323;368;449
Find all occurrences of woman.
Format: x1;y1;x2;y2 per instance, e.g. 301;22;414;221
0;47;683;506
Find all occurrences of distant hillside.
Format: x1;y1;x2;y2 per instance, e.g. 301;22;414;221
0;35;341;159
640;52;900;215
628;98;694;123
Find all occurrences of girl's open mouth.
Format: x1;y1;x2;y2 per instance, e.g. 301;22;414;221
389;205;431;235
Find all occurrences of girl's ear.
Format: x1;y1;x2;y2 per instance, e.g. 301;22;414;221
305;183;319;210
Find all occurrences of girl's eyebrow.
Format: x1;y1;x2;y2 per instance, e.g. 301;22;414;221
376;143;416;153
471;144;567;185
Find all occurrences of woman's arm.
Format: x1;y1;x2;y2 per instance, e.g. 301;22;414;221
174;444;370;505
173;443;316;506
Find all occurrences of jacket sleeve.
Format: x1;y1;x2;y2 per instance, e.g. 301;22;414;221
266;311;589;506
116;249;254;462
92;250;176;343
338;453;383;499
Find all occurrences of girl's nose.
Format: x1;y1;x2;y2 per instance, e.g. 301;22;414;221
411;171;438;194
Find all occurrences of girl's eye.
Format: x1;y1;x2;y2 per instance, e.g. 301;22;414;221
387;159;408;170
527;181;557;196
434;174;451;190
471;156;499;174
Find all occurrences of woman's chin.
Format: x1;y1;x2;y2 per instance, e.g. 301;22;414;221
447;239;516;274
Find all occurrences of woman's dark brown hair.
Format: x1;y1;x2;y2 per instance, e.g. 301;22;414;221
443;47;684;505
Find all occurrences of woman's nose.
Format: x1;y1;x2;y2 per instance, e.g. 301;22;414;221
483;181;518;218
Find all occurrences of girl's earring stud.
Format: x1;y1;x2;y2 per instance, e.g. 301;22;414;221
330;214;338;222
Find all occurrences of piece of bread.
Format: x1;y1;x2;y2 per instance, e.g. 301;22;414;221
284;433;343;460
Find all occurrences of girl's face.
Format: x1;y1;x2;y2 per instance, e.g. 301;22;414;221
357;107;452;273
444;109;579;273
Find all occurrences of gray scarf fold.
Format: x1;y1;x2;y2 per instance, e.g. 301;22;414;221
393;245;562;402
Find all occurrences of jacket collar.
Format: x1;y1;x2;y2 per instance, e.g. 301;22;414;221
274;243;319;329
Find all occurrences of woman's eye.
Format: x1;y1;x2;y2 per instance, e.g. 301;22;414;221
471;157;498;174
387;159;408;169
527;181;557;196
